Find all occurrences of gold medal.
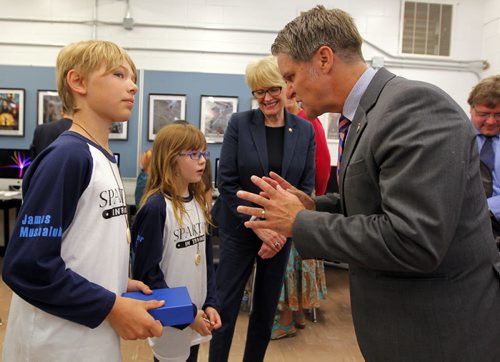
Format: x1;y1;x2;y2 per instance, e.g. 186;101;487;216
195;253;201;265
126;227;131;244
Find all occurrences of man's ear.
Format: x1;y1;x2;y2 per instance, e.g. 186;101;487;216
66;69;87;96
316;45;334;74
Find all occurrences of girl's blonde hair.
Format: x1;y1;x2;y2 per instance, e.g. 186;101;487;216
141;122;210;227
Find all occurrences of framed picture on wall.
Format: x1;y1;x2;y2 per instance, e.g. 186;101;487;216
37;90;63;125
200;95;238;143
0;88;25;137
148;93;186;141
319;112;341;143
109;122;128;140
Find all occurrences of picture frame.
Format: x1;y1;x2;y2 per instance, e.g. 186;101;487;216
37;90;63;125
319;113;341;143
0;88;25;137
148;93;186;141
109;122;128;140
200;95;238;143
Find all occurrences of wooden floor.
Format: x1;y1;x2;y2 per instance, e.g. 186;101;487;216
0;260;363;361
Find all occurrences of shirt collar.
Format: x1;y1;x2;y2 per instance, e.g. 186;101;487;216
342;67;377;121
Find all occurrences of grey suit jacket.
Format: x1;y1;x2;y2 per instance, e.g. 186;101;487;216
293;68;500;361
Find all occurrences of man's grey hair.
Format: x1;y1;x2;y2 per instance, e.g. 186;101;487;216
271;5;364;63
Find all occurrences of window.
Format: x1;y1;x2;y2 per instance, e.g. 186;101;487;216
402;1;452;56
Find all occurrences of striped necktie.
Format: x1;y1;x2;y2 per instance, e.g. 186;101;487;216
337;114;351;183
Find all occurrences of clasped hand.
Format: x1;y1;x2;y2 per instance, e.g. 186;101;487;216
236;172;315;239
254;228;287;258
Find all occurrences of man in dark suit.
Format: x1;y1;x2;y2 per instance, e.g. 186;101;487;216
30;115;72;157
236;6;500;361
468;75;500;249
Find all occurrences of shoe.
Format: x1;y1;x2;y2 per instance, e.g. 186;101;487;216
293;311;306;329
271;321;297;340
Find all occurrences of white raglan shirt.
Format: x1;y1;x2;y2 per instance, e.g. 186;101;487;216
3;132;129;362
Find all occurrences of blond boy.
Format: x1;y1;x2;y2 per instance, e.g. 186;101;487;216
3;40;163;361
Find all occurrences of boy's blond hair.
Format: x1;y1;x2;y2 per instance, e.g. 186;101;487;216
56;40;137;115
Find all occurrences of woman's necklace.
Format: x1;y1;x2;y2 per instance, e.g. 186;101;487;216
72;122;132;244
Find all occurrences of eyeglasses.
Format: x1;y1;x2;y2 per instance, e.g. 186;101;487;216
251;86;282;99
178;150;210;160
473;107;500;121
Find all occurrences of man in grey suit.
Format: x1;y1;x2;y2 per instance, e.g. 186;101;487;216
236;6;500;361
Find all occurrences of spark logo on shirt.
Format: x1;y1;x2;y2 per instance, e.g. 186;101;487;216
174;221;204;249
99;186;128;219
18;213;62;238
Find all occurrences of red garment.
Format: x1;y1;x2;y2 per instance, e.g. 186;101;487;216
297;109;331;195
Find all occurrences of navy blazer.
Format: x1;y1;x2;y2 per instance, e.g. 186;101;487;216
213;108;315;238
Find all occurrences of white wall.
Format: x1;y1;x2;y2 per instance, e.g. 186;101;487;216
482;0;500;77
1;0;498;111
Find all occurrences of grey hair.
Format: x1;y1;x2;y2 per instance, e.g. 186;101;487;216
271;5;364;63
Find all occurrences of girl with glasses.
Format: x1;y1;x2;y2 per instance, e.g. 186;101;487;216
132;122;221;362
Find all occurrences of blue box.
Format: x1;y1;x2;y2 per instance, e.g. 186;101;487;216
122;286;194;326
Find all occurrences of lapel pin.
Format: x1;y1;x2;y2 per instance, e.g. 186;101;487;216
289;128;293;133
356;123;360;133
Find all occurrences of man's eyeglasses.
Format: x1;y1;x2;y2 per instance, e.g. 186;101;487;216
178;150;210;160
474;107;500;121
251;86;282;99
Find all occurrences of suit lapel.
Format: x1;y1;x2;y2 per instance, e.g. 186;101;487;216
281;111;298;178
338;68;396;192
249;110;269;174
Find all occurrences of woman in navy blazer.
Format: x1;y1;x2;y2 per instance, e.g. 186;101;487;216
209;56;315;362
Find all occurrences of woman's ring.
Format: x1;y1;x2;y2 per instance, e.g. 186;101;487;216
261;209;266;218
274;241;280;249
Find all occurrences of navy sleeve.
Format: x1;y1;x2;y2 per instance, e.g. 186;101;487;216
203;233;220;311
2;138;116;328
217;114;254;221
131;193;168;290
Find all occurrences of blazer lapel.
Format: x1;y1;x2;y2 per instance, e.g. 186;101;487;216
249;110;269;174
338;68;396;192
281;111;299;178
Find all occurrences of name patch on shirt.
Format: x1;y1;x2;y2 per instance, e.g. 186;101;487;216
19;214;62;238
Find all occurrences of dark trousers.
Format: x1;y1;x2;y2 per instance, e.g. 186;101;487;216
153;344;199;362
208;228;291;362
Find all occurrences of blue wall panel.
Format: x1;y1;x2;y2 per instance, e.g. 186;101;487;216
1;65;252;178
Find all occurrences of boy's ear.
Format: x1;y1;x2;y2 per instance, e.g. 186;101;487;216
66;69;87;95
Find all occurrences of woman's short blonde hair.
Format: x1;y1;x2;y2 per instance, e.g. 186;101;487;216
56;40;137;115
245;55;286;91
